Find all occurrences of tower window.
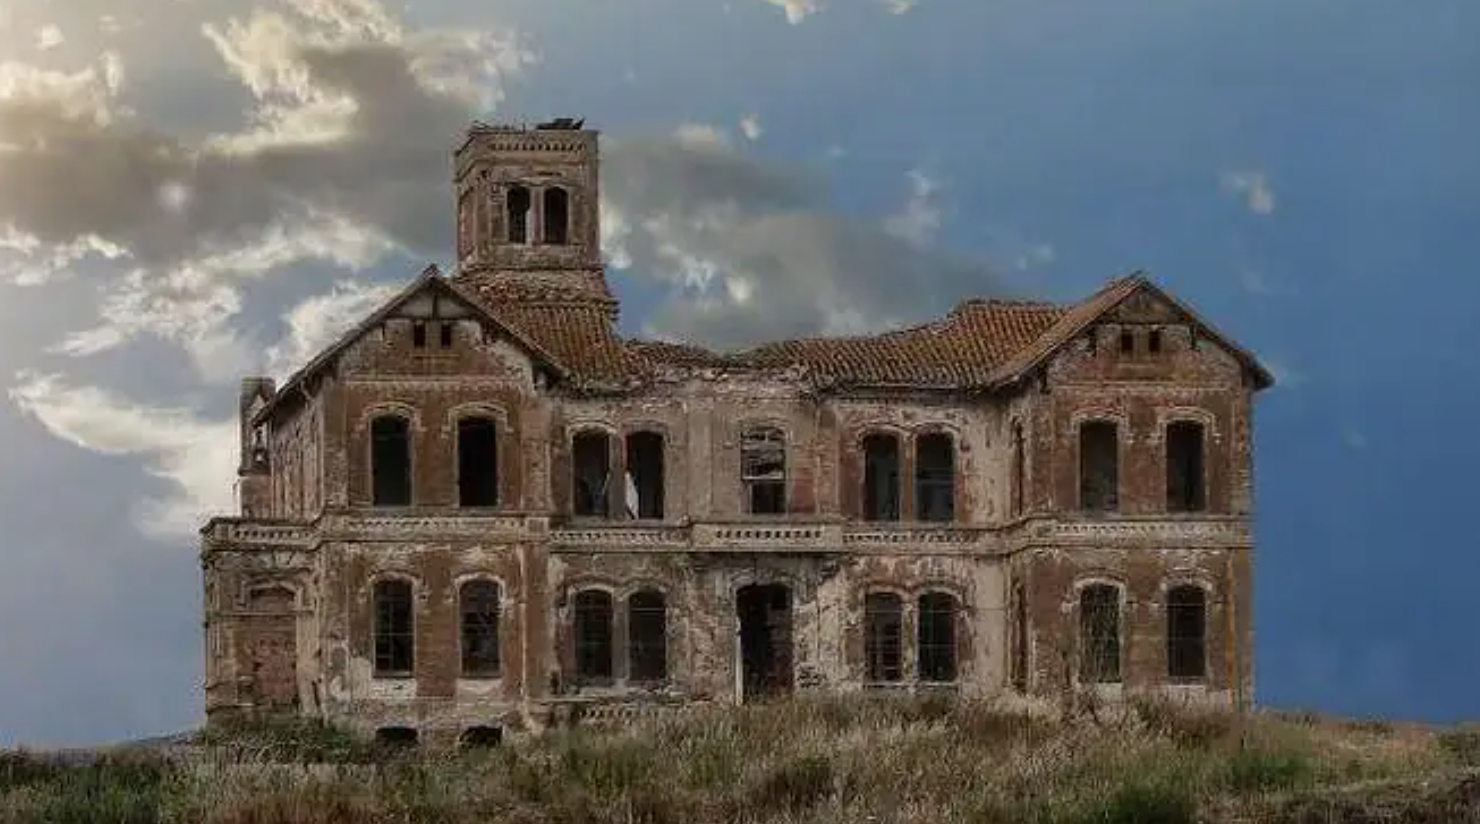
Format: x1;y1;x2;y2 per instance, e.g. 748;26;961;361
543;188;570;245
507;186;531;244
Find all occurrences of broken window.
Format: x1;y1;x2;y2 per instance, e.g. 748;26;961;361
573;589;614;683
1078;420;1119;513
1165;421;1207;513
1011;582;1029;693
572;430;612;518
1148;327;1162;353
1079;584;1121;684
1119;328;1135;354
506;186;531;244
370;416;412;507
543;187;569;245
863;592;903;683
457;417;499;507
862;433;901;521
459;580;500;677
627;589;668;682
412;321;427;349
917;591;958;682
439;321;454;348
625;431;665;520
459;726;502;748
742;426;787;515
1011;422;1025;517
373;579;414;677
915;433;955;522
1166;585;1207;681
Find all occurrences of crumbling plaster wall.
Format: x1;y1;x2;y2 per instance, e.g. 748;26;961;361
202;547;319;719
268;393;324;519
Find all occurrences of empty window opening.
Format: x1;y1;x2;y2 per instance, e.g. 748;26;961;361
1078;421;1119;513
915;433;955;522
459;726;503;749
1148;328;1162;353
1079;584;1121;684
375;727;418;748
1166;585;1207;681
543;187;569;245
627;590;668;682
457;417;499;507
1119;328;1135;354
917;592;958;682
412;321;427;349
742;426;787;515
862;433;901;521
506;186;531;244
572;431;612;518
373;580;414;677
625;432;665;520
573;589;614;684
863;592;903;683
370;416;412;507
460;580;500;677
1011;422;1025;517
439;322;454;348
1165;421;1207;513
1011;583;1028;693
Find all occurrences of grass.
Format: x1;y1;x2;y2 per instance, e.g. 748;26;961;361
1;694;1476;824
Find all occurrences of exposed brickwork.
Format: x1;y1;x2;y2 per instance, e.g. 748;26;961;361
199;122;1268;743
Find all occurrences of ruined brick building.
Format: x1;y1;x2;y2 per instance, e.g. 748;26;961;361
200;119;1273;745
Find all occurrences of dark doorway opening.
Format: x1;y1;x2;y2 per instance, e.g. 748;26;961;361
736;583;793;702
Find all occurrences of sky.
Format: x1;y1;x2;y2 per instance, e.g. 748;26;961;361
0;0;1475;747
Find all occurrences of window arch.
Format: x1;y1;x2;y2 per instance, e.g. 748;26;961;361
862;432;901;521
459;579;500;677
627;589;668;682
863;591;903;683
914;432;955;522
542;187;569;245
373;579;414;677
1078;420;1119;513
1165;420;1207;513
506;186;531;244
741;425;787;515
370;415;412;506
917;591;958;682
573;589;614;684
1078;583;1121;684
1166;584;1207;681
457;416;499;507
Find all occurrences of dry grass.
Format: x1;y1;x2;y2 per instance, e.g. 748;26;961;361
2;694;1476;824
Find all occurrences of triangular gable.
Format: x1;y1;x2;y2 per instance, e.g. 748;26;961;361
251;265;569;426
988;273;1274;390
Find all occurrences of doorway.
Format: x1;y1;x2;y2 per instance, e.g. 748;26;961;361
736;583;794;702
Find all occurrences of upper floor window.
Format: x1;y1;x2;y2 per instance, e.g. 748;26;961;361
915;433;955;522
1165;421;1207;512
625;431;665;520
373;579;414;677
573;589;614;684
459;580;500;677
572;430;612;518
457;417;499;507
627;589;668;682
370;416;412;507
863;592;903;683
1078;584;1121;684
862;433;901;521
1166;585;1207;681
1010;422;1025;517
741;426;787;515
1078;420;1119;513
506;186;531;244
543;187;569;245
917;591;959;683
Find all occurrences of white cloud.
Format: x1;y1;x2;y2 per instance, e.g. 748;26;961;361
1340;426;1368;450
762;0;822;24
1260;357;1306;390
36;25;65;51
882;0;919;13
264;278;400;381
1013;243;1055;271
1221;170;1276;215
883;169;941;247
739;113;763;141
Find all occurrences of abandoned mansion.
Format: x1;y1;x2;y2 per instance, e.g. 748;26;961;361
199;120;1273;744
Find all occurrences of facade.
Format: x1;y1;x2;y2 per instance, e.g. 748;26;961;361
199;119;1273;746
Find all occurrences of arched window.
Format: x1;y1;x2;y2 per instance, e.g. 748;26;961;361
1165;421;1207;513
457;416;499;507
1010;422;1025;517
625;431;665;520
1078;421;1119;513
573;589;614;684
917;591;958;682
627;590;668;682
741;426;787;515
862;433;901;521
506;186;531;244
915;433;955;522
863;592;903;683
1079;584;1121;684
1166;585;1207;681
373;579;414;677
459;580;500;677
543;187;569;245
572;430;612;518
370;415;412;506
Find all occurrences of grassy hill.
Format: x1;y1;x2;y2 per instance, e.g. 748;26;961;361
2;694;1478;823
